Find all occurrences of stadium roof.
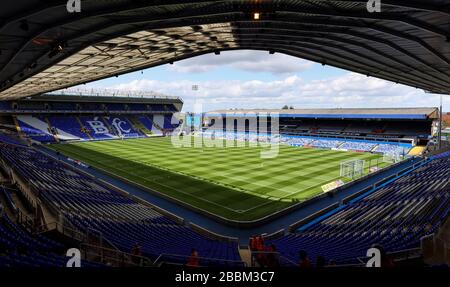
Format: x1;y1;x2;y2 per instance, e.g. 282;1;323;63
0;0;450;100
206;107;439;119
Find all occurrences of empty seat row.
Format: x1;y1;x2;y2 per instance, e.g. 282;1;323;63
267;155;450;265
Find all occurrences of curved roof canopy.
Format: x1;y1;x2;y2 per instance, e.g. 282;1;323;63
0;0;449;100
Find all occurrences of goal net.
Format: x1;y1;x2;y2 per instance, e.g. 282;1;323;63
383;153;402;163
340;159;365;179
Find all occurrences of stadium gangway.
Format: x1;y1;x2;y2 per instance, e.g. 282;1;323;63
15;208;34;233
33;221;152;267
153;253;247;268
249;250;297;267
35;221;90;243
34;219;120;254
80;243;153;267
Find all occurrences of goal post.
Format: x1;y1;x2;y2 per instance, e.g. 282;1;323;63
383;152;403;163
340;159;365;179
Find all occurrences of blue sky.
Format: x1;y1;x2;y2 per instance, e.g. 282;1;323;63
77;50;447;112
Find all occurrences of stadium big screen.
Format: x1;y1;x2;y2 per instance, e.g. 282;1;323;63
0;0;449;283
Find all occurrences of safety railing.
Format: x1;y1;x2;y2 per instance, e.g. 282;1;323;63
35;221;87;243
356;247;422;265
154;253;246;268
46;88;180;100
80;243;153;267
249;250;297;267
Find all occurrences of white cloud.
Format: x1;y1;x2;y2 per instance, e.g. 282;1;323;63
108;72;445;112
167;50;315;74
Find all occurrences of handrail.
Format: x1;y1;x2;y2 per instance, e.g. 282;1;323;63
34;220;147;267
34;221;87;242
16;208;34;232
249;250;297;267
388;247;422;257
356;247;422;265
60;216;121;252
80;243;153;267
154;253;246;267
45;88;180;101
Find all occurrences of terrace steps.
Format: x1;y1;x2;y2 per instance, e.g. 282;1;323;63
12;115;21;133
75;116;94;140
130;116;152;135
14;184;57;227
370;144;380;152
0;188;19;220
238;248;252;267
408;146;426;156
44;116;59;142
10;192;33;218
337;142;345;149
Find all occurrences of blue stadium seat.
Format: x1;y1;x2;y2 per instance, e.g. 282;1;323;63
266;156;450;265
47;116;91;140
0;141;242;266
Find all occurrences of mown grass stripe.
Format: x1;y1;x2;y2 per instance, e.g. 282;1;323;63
50;137;386;221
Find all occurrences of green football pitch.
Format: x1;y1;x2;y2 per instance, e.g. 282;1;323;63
50;136;387;221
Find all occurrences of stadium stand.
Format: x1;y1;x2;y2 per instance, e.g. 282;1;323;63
265;155;450;266
15;114;181;142
0;93;182;143
79;116;116;140
310;138;342;149
67;215;241;265
376;143;412;156
128;103;149;112
163;114;181;131
79;103;103;112
0;98;441;268
0;133;26;146
340;141;377;152
48;102;78;112
206;108;436;141
47;116;91;141
136;115;154;131
1;187;17;213
2;0;449;272
0;141;242;266
16;115;56;143
150;104;165;112
282;136;314;147
0;102;11;111
13;114;177;142
106;103;126;112
0;208;105;267
102;116;144;138
202;130;412;156
129;116;152;135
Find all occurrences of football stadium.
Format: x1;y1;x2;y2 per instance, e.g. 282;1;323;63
0;0;449;273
